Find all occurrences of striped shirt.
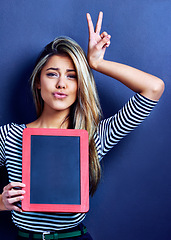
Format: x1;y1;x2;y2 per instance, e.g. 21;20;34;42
0;93;157;232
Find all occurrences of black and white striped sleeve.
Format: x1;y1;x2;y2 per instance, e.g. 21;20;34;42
0;124;10;167
97;93;158;160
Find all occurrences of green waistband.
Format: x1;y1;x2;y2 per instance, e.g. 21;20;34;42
18;227;87;239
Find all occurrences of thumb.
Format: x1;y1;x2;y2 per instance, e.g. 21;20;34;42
97;35;111;49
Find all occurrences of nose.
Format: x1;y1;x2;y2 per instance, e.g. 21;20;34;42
56;75;66;89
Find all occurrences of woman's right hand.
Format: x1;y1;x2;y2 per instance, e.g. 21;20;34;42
1;182;25;212
86;12;111;69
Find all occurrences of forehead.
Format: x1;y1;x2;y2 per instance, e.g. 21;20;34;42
44;54;76;70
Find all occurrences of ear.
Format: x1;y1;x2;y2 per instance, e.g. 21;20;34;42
37;82;41;89
35;77;41;89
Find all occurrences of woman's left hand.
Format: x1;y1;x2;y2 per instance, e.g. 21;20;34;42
86;11;111;69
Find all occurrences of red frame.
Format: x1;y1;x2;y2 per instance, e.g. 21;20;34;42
22;128;89;213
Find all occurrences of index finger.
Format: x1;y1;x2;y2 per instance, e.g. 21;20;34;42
95;11;103;34
6;182;26;190
86;13;95;39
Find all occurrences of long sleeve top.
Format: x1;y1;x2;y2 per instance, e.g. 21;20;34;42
0;93;158;232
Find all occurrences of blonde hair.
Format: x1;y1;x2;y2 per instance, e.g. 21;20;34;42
30;36;102;195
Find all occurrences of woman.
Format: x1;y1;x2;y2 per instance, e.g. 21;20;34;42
0;12;164;240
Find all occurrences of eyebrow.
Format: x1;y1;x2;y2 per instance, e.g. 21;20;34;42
46;67;76;72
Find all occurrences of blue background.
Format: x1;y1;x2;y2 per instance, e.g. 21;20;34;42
0;1;170;239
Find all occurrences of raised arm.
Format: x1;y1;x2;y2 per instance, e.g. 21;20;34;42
86;12;164;101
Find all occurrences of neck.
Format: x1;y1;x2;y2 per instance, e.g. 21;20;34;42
27;108;70;129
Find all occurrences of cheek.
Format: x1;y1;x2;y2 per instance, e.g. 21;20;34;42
38;81;50;101
74;81;78;93
39;76;51;92
73;85;78;99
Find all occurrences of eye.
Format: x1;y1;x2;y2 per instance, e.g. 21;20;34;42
67;74;77;79
46;72;59;77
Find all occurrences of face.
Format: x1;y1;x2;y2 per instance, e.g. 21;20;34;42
38;54;78;115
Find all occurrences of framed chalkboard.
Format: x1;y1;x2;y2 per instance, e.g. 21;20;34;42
22;128;89;213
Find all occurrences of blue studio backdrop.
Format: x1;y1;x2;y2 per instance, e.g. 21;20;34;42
0;1;170;240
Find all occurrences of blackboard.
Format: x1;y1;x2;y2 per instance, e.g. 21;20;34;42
22;128;89;212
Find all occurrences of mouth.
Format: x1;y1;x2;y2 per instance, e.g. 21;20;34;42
52;92;68;99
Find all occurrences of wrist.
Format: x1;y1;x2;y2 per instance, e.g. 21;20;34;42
88;58;105;71
0;194;7;211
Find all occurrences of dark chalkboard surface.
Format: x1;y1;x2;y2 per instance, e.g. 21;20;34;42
22;128;89;212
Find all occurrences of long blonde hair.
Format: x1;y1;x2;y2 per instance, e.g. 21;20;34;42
30;36;102;195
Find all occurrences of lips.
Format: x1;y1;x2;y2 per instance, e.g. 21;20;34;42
52;92;68;99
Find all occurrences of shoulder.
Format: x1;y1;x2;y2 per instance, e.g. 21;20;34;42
0;123;26;139
0;123;12;141
0;123;26;131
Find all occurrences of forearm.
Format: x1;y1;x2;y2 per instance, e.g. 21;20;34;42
86;12;164;100
92;60;164;101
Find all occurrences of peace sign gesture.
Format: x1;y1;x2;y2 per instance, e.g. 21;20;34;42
86;12;111;69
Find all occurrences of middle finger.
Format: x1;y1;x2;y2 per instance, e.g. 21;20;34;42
95;11;103;34
7;189;25;198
